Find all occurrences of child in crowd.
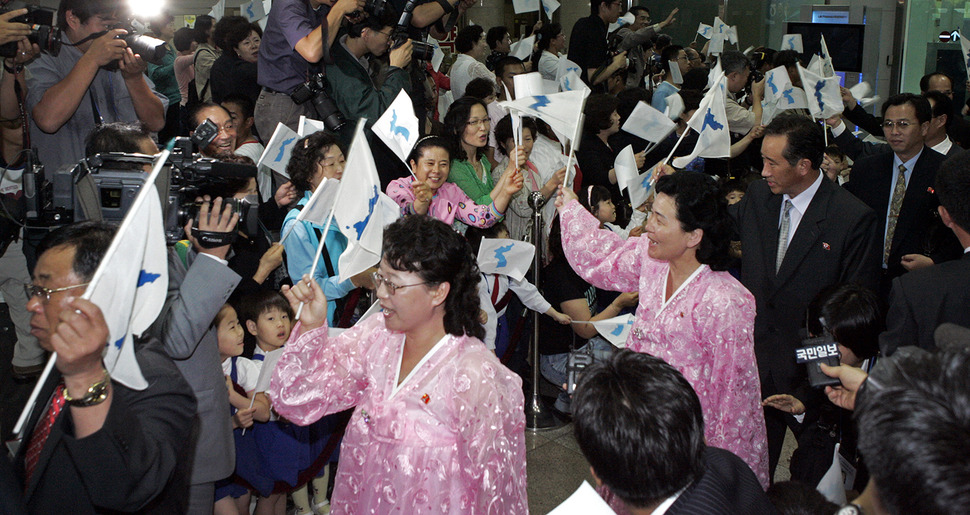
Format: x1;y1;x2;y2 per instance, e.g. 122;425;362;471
493;114;566;241
214;304;271;515
221;93;264;162
241;291;337;515
466;223;571;357
822;144;851;185
386;136;523;231
578;185;646;239
464;77;497;104
720;178;746;205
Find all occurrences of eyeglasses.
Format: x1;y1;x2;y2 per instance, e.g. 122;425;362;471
24;282;90;304
466;118;490;128
371;271;428;295
882;120;914;130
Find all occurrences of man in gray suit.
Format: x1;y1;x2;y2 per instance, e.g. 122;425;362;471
154;197;241;514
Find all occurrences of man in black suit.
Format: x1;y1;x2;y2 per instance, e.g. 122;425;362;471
845;93;962;296
571;350;775;514
15;222;196;514
734;114;881;476
879;151;970;355
841;72;970;148
830;91;963;162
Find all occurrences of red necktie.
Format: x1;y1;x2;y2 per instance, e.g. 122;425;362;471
491;274;501;306
24;383;65;486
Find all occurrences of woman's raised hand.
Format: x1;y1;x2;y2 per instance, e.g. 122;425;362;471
281;274;328;332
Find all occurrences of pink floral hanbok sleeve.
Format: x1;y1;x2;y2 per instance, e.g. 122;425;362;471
386;178;501;228
559;200;643;293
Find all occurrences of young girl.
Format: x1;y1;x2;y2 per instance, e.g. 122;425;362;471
214;304;272;515
494;114;566;241
579;185;646;239
386;136;524;231
466;222;571;357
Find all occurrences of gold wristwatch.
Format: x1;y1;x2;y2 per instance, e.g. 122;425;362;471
63;370;111;407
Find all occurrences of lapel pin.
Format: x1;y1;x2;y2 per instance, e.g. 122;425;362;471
927;186;935;194
822;242;831;250
421;393;430;404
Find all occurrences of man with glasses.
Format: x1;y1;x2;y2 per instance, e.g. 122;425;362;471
324;9;412;136
651;45;690;112
17;221;195;513
845;93;960;296
188;102;238;158
26;0;167;174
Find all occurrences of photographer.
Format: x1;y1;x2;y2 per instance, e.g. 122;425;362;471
567;0;629;88
254;0;365;139
2;9;44;378
26;0;167;173
324;9;412;128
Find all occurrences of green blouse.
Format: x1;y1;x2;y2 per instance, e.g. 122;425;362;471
447;157;494;206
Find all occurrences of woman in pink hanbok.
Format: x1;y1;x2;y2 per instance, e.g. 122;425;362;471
269;215;528;513
386;136;524;231
556;171;770;488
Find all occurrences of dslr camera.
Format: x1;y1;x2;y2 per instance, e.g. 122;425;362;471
290;72;348;132
100;18;168;70
0;5;60;58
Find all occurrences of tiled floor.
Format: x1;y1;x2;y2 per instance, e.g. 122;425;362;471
525;421;595;514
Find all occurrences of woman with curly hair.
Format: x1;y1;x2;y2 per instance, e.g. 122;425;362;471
270;215;528;513
281;131;374;325
556;170;770;488
210;15;261;103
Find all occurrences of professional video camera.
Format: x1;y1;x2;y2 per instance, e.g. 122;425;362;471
24;122;259;245
0;5;60;58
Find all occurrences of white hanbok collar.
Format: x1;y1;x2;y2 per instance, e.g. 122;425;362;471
391;334;452;398
656;264;708;318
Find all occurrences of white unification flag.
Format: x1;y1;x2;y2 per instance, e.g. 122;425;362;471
713;16;727;38
207;0;225;20
427;35;445;72
622;101;676;143
608;12;635;33
512;0;539;14
782;34;803;53
372;89;420;166
477;238;535;282
673;74;730;168
510;35;535;60
819;35;836;77
241;0;265;22
298;115;325;137
334;120;396;281
295;178;340;227
253;347;285;393
627;166;654;210
798;64;843;119
697;22;713;40
763;65;793;105
258;123;300;175
540;0;559;19
708;33;725;55
555;56;582;82
706;60;722;91
665;94;684;121
807;53;823;76
726;25;738;45
575;314;635;347
559;70;588;94
500;89;588;143
83;157;169;390
613;145;638;193
548;481;615;515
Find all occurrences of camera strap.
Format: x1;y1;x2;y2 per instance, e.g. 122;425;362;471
191;227;237;248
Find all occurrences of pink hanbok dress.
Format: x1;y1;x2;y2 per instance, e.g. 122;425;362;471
560;200;770;488
386;177;502;228
268;315;528;514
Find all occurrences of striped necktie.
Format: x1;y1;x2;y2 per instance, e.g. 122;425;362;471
885;164;908;265
776;200;793;272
